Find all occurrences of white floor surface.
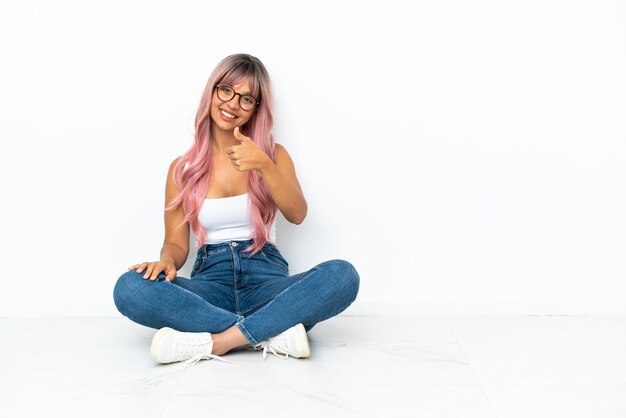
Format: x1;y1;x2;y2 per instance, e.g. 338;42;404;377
1;315;625;418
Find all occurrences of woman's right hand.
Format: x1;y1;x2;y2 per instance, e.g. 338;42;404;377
128;260;177;282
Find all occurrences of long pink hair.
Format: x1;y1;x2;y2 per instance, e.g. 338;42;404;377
167;53;277;255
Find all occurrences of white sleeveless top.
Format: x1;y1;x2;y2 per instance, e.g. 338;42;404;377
197;193;276;245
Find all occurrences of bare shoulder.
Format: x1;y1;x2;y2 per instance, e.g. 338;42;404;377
169;156;182;172
274;143;294;166
166;156;183;193
166;156;184;179
272;143;303;192
275;143;287;155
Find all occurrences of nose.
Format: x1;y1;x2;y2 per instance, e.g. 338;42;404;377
225;93;241;110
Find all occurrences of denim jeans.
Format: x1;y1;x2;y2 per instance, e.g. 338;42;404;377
113;240;360;345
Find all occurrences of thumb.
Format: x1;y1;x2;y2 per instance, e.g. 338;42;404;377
233;127;251;142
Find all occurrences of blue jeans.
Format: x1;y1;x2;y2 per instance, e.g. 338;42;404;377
113;240;360;345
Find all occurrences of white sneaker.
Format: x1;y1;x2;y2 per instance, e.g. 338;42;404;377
251;323;311;360
150;327;232;365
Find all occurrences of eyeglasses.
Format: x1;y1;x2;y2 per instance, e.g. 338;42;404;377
214;84;259;111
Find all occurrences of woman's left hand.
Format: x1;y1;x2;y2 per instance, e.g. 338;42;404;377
225;127;271;172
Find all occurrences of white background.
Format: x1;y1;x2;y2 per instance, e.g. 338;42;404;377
1;0;624;316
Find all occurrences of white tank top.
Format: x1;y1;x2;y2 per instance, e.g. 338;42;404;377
197;193;277;245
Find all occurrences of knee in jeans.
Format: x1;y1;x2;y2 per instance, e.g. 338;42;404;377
113;270;144;313
322;259;360;301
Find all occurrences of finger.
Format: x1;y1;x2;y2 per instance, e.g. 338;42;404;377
233;127;251;142
165;269;176;282
150;263;165;281
227;156;241;168
143;264;157;280
132;262;148;273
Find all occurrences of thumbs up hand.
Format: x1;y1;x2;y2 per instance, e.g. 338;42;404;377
225;127;271;172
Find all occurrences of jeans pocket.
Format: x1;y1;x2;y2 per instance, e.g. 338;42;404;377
190;256;205;276
259;248;289;273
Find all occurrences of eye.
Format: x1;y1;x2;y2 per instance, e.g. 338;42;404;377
220;85;233;94
242;96;255;105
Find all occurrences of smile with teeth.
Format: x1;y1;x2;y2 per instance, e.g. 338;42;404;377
221;110;237;119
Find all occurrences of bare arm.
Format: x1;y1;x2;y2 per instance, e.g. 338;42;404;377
259;144;308;224
160;157;190;270
226;128;308;224
128;157;190;281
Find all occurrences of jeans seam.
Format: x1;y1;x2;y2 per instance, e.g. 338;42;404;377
162;280;238;318
259;250;289;273
237;266;320;342
236;321;257;345
230;248;242;314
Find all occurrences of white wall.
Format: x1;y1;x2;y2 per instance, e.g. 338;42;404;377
1;0;625;316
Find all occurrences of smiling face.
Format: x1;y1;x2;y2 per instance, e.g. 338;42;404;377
209;77;257;134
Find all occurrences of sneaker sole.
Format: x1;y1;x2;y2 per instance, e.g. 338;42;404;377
150;327;174;363
293;323;311;358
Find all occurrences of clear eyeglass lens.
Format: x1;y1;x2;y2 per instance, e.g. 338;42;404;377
216;85;257;110
217;85;234;101
240;96;256;110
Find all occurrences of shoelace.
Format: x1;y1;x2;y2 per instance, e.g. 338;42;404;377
261;344;289;360
172;336;234;366
184;352;234;366
256;334;290;361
